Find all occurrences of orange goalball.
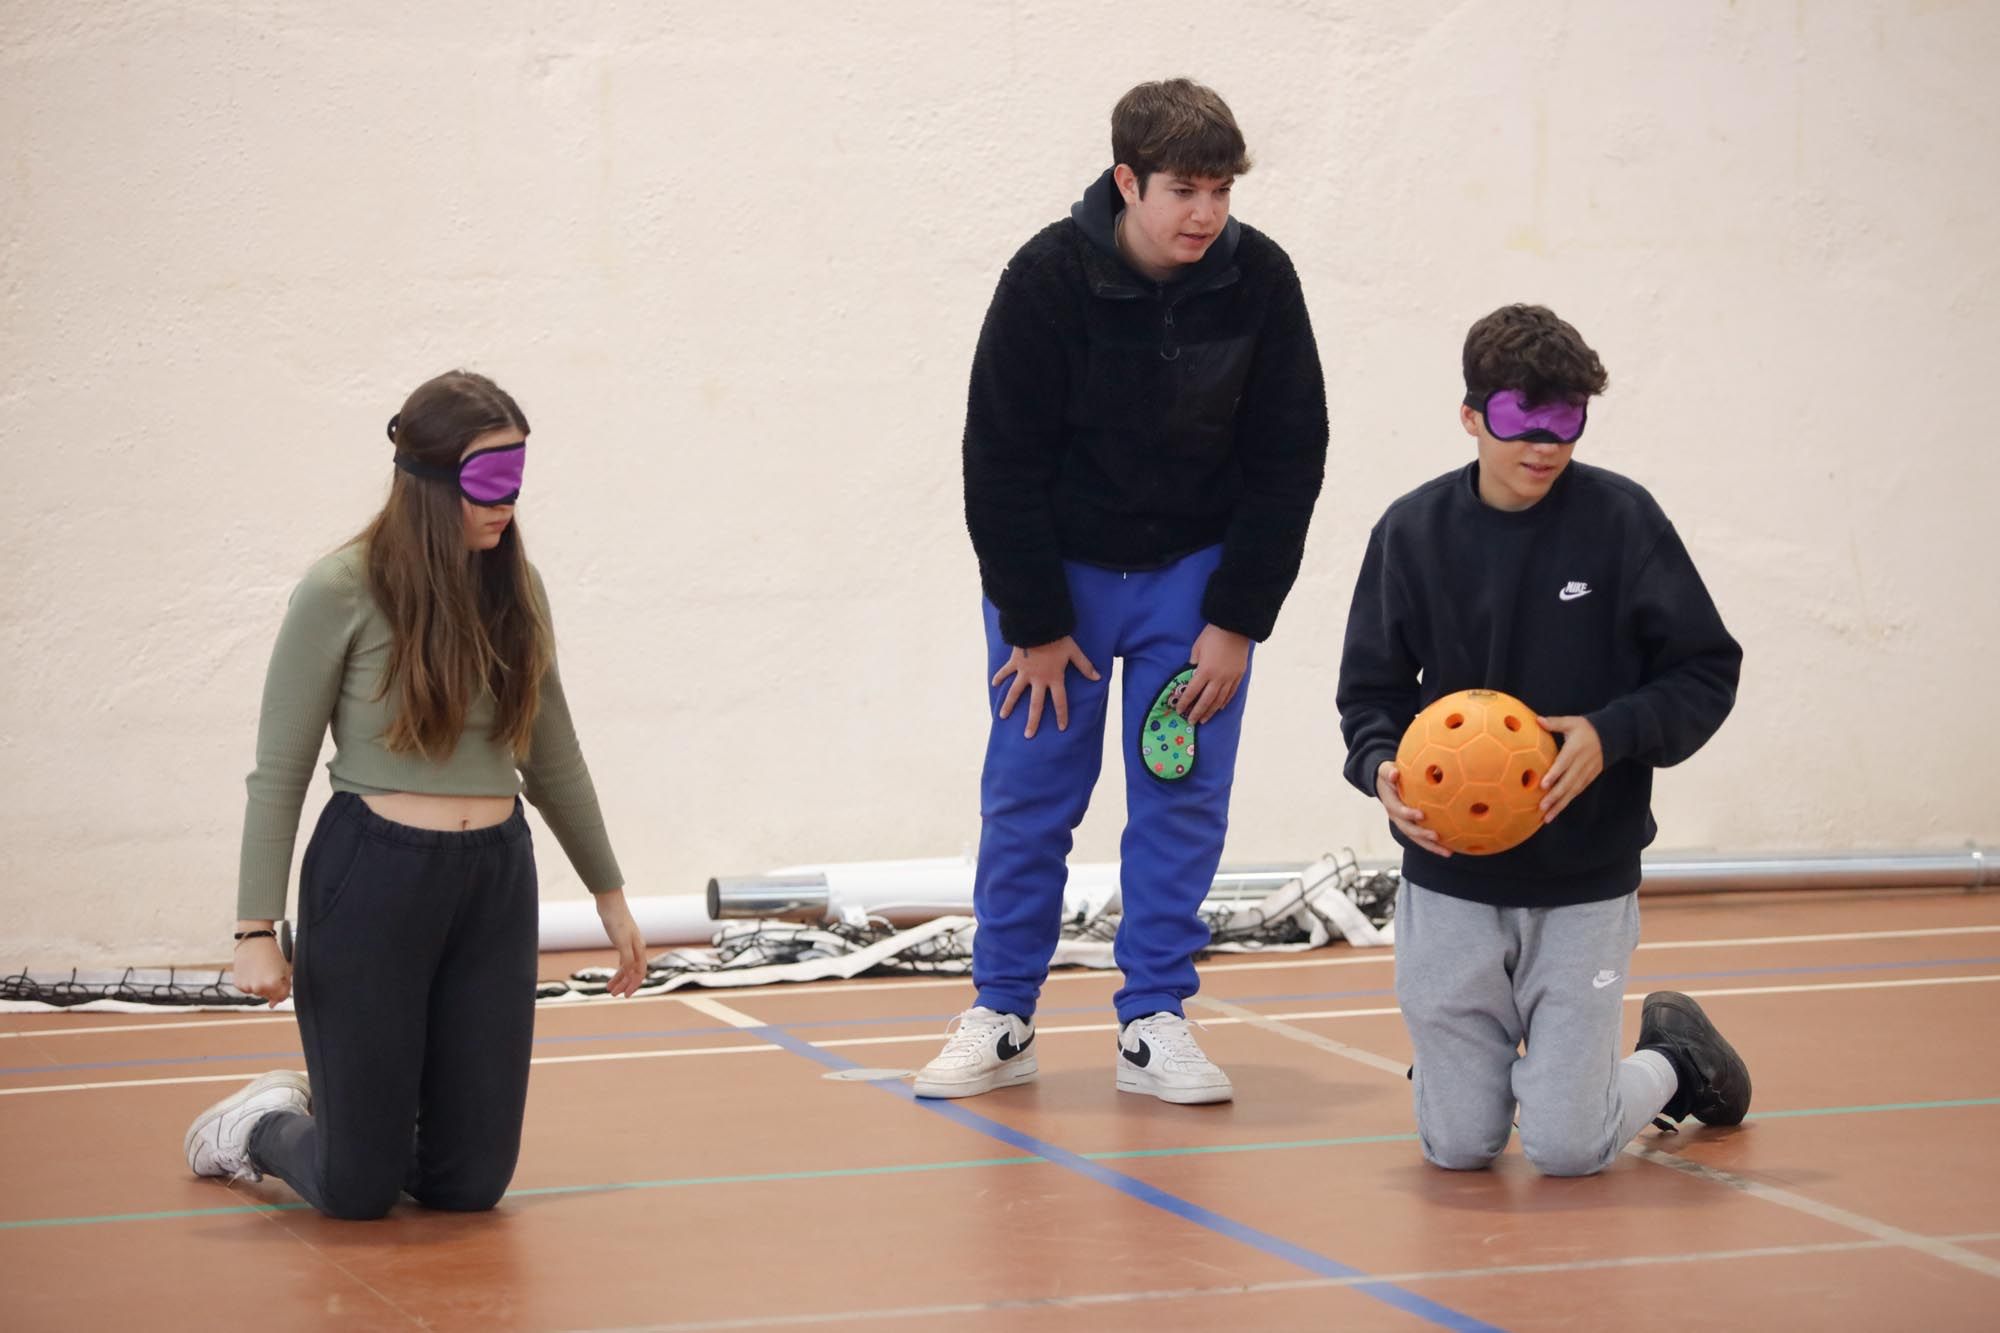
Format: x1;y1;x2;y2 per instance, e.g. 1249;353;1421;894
1393;688;1558;856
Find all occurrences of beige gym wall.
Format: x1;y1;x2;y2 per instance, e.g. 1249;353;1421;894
4;1;1995;964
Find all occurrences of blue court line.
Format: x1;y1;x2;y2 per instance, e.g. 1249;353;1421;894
4;1097;1994;1234
8;952;1997;1079
749;1024;1506;1333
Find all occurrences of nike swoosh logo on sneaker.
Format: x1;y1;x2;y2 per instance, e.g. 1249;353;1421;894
1592;970;1621;989
1121;1037;1153;1069
1559;582;1593;602
995;1030;1034;1062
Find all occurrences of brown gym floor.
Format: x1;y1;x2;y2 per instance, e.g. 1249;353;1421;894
3;887;1996;1331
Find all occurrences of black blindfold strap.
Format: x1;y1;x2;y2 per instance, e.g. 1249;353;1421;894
393;452;459;483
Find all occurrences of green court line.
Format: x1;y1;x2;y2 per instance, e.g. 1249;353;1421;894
6;1099;1993;1233
1745;1096;2000;1120
3;1201;312;1228
503;1131;1426;1200
1090;1131;1420;1159
505;1154;1039;1197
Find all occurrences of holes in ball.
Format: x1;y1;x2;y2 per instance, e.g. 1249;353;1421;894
1469;802;1491;818
1444;713;1465;729
1520;770;1536;788
1426;765;1445;785
1504;715;1521;731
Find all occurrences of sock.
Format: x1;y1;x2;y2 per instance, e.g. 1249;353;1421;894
1616;1048;1679;1143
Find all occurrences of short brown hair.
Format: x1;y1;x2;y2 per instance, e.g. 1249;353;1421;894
1111;79;1251;194
1462;304;1608;405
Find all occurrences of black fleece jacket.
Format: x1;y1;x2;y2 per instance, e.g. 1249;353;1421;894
1336;461;1742;907
963;169;1329;647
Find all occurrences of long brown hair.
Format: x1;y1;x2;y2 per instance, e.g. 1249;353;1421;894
358;370;551;761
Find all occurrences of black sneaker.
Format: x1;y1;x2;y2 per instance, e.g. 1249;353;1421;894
1638;991;1751;1126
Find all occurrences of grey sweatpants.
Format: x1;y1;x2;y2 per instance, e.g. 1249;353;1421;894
1394;880;1674;1176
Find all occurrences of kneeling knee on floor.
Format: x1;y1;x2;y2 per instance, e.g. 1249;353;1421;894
410;1173;511;1213
320;1181;402;1221
1422;1130;1505;1172
1522;1133;1615;1178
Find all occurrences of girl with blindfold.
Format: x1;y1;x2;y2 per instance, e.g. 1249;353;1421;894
184;370;646;1220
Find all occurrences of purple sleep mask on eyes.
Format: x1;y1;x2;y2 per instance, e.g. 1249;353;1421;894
387;415;525;506
451;444;525;505
1464;388;1587;444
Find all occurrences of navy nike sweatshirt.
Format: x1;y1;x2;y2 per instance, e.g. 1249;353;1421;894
1336;460;1742;907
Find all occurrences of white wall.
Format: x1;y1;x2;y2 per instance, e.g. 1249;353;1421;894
4;2;1996;965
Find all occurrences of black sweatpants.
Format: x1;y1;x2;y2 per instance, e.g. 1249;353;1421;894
249;792;539;1220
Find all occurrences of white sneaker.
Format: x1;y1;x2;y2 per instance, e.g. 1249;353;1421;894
912;1006;1037;1099
184;1070;311;1180
1116;1012;1233;1104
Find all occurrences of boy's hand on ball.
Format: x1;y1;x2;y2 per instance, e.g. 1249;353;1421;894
1375;760;1452;857
1536;716;1604;823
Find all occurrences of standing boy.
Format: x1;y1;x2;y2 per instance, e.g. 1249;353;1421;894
917;78;1328;1103
1337;304;1749;1173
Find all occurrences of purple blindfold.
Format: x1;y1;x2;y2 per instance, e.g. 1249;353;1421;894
387;416;525;506
1465;389;1588;445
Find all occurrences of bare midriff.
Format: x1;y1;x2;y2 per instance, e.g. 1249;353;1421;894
361;792;516;832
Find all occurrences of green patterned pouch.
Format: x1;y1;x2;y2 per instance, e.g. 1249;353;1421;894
1139;665;1198;781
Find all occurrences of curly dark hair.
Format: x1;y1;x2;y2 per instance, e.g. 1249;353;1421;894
1462;304;1608;405
1111;78;1252;195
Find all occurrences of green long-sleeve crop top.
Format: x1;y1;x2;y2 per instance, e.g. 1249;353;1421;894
237;544;622;919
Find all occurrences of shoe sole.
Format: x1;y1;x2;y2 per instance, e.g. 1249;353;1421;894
912;1053;1038;1100
1642;991;1751;1126
1116;1065;1234;1105
183;1070;311;1175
